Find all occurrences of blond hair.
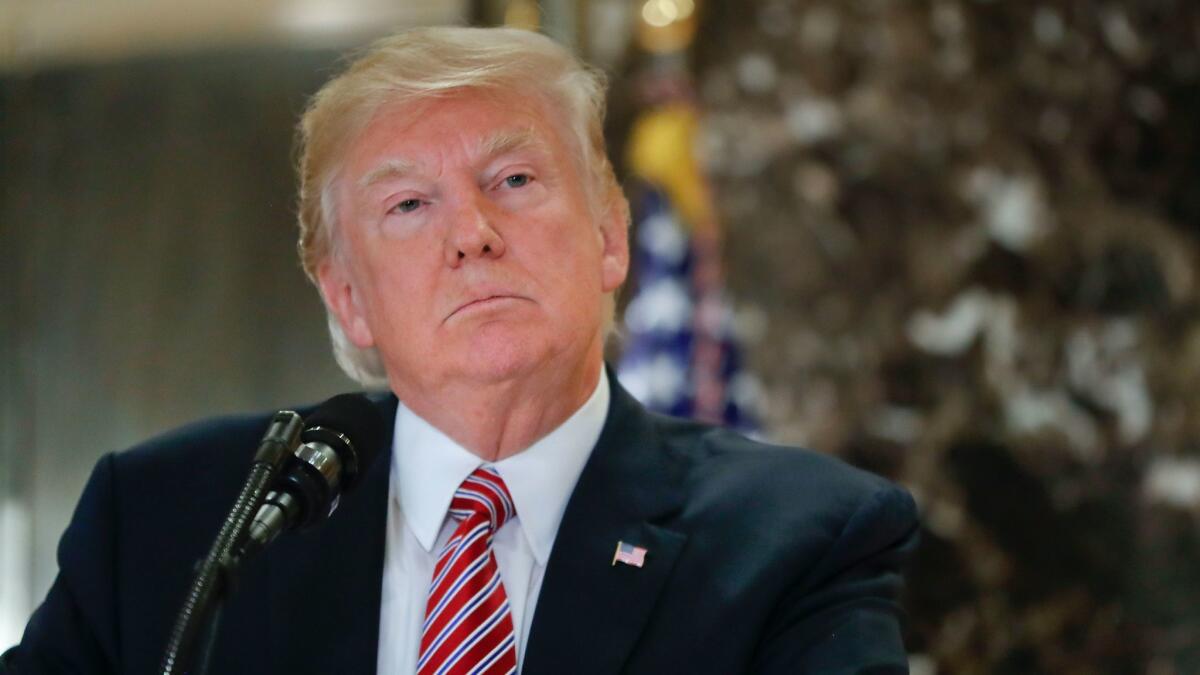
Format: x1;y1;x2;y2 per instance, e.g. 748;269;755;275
295;26;626;387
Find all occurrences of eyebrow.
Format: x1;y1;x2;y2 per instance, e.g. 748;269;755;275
357;158;417;190
356;128;549;191
477;127;546;162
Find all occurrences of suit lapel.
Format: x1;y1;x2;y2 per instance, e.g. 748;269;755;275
258;377;685;674
267;394;397;675
522;373;688;675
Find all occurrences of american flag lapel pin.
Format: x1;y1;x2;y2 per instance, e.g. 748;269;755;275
611;540;648;568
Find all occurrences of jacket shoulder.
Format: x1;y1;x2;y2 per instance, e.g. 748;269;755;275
112;391;393;478
107;392;395;515
116;409;279;474
648;413;914;537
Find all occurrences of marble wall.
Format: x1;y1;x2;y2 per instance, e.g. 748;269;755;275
676;1;1200;672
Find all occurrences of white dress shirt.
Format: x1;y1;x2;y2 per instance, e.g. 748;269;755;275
376;373;610;675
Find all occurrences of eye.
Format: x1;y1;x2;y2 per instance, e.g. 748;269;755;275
503;173;530;188
390;198;422;214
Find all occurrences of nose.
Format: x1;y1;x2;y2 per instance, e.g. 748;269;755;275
443;191;506;267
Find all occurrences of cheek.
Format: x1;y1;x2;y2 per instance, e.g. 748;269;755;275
531;234;607;313
526;229;599;290
350;244;432;324
536;196;604;258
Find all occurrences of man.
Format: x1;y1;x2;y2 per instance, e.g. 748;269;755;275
6;26;918;674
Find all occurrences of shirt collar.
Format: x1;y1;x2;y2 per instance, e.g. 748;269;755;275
393;371;610;565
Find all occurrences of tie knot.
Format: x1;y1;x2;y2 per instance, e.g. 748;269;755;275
448;467;515;531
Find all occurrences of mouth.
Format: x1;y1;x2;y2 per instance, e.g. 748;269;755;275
446;294;527;321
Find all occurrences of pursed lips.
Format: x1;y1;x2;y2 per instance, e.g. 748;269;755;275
445;293;528;321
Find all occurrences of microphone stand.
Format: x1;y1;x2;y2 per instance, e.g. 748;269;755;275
159;411;304;675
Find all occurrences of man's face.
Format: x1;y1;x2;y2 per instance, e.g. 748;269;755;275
318;89;628;394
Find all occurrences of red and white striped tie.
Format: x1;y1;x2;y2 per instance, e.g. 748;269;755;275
417;466;519;675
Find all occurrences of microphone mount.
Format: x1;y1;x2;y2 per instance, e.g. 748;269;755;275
238;427;352;562
159;395;385;675
159;409;303;675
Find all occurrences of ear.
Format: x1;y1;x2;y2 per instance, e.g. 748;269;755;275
597;189;631;293
317;258;376;349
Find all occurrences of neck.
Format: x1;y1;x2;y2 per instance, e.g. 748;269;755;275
392;351;604;462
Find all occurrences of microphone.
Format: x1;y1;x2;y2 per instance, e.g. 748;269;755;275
239;393;387;560
250;409;306;466
161;394;387;675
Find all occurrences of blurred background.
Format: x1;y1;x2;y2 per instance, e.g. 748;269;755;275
3;0;1199;672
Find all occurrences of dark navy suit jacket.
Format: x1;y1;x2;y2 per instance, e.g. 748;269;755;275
6;373;918;674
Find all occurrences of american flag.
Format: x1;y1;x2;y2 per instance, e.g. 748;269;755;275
612;540;648;568
617;188;761;434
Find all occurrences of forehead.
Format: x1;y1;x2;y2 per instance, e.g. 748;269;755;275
343;89;571;180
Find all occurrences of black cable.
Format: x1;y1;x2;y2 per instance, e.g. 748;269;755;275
192;597;225;675
159;461;274;675
159;410;302;675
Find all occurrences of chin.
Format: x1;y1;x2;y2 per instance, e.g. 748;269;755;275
456;328;554;383
455;352;543;385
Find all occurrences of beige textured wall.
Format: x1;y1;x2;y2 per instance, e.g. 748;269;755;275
1;0;465;71
1;47;362;646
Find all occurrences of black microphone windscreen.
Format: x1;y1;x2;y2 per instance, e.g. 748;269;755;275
302;394;387;491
